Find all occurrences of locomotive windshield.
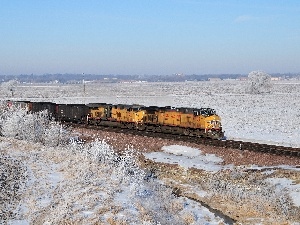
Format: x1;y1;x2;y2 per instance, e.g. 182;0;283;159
198;108;216;116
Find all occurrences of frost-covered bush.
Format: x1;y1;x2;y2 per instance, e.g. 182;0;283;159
247;70;272;94
133;180;186;224
60;139;197;224
0;79;19;97
0;103;69;146
0;154;27;222
77;139;146;192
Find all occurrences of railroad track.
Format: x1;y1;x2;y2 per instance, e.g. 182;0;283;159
72;124;300;157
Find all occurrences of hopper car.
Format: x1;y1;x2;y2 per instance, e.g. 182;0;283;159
6;100;224;139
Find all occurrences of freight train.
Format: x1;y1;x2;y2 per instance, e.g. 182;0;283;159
7;100;224;139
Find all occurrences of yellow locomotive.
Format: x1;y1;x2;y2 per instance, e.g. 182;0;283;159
87;103;224;139
7;100;224;139
87;103;146;129
142;106;223;138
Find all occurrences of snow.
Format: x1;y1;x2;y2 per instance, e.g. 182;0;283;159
144;145;230;172
144;144;300;209
266;177;300;207
178;199;226;225
5;80;300;147
162;145;201;157
1;137;228;224
1;80;300;223
243;164;300;172
8;220;29;225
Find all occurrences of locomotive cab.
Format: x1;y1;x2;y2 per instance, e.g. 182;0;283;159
204;113;224;139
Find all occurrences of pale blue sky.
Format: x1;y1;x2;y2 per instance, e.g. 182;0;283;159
1;0;299;75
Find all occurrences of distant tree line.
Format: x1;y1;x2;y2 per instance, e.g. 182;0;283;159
0;73;299;84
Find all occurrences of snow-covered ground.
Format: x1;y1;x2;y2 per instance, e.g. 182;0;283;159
5;80;300;147
144;145;231;172
1;80;300;224
0;138;227;224
144;144;300;208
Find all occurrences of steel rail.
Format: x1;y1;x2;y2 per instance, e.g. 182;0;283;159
70;123;300;157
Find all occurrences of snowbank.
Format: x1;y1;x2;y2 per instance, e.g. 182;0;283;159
144;145;229;172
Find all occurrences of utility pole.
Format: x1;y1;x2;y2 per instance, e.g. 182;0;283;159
82;73;86;96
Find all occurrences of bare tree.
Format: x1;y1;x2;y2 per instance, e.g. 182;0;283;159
247;70;272;94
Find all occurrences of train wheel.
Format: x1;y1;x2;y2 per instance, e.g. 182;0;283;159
126;123;134;129
146;125;153;131
154;126;162;133
137;123;146;131
195;129;202;137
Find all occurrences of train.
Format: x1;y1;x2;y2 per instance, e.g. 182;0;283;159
6;100;224;139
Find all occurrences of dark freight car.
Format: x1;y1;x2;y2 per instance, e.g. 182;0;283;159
57;104;89;123
29;102;57;118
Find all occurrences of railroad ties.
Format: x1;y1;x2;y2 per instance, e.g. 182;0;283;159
70;123;300;158
195;138;300;157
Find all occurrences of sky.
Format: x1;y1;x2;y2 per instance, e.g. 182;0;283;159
1;0;300;75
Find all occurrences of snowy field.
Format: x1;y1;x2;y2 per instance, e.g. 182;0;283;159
5;79;300;147
1;80;300;224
